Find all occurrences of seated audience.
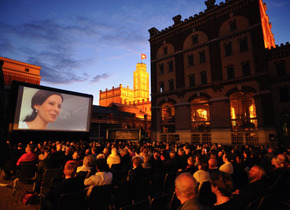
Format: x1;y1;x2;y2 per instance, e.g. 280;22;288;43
106;148;121;168
43;161;84;210
84;158;113;195
193;160;210;192
219;153;233;175
210;171;237;209
77;155;95;173
232;165;268;209
184;156;197;174
208;158;219;174
127;156;147;181
175;172;205;210
16;144;37;166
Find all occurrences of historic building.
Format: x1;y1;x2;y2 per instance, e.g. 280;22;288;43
0;56;41;87
148;0;289;145
266;43;290;146
99;62;151;117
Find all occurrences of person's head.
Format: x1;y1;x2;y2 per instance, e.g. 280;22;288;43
208;158;218;169
83;155;95;167
169;151;176;159
24;90;63;124
25;144;35;153
63;162;77;178
210;171;233;197
96;158;108;172
132;156;142;168
175;172;198;204
223;153;231;163
72;151;80;160
271;154;285;168
111;148;118;155
198;160;208;171
43;149;51;158
235;153;244;164
187;156;194;165
248;165;265;182
178;148;185;156
97;153;105;159
103;147;110;156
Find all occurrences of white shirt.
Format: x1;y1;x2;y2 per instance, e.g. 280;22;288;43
84;171;113;187
19;121;29;129
76;165;92;173
84;171;113;196
219;162;234;174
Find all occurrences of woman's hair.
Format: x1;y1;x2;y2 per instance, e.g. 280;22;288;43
211;171;233;197
83;155;95;167
24;90;63;122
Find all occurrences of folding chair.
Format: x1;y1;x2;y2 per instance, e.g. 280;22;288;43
87;184;114;210
40;168;63;195
56;189;87;210
148;193;170;210
13;161;37;195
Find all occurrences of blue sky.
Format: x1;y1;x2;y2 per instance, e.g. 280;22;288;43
1;0;289;105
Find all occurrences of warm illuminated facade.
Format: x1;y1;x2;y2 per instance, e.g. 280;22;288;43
0;56;41;86
148;0;285;145
99;63;151;117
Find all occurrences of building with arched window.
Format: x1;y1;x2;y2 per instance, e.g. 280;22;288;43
149;0;290;145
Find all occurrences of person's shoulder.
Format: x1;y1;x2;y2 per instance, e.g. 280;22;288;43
19;121;29;129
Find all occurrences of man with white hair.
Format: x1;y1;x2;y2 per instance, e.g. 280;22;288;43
233;165;268;209
175;172;205;210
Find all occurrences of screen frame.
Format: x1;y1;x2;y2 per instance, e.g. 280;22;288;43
8;81;93;141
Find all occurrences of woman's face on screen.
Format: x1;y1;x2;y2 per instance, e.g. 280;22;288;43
34;94;63;123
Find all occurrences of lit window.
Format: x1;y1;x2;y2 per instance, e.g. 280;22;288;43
230;91;258;131
191;97;210;132
161;102;176;133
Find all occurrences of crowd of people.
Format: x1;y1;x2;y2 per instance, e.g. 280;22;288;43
0;139;289;209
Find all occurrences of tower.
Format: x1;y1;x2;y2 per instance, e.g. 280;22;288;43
133;63;149;101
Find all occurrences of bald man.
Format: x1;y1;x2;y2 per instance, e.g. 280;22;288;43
175;172;205;210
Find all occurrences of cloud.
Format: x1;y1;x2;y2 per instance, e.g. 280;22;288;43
91;73;110;83
0;9;151;85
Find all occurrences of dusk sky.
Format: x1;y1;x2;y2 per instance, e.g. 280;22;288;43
1;0;289;105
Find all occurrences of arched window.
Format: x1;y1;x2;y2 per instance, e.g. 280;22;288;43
161;102;175;133
190;97;210;132
161;102;175;123
230;91;257;131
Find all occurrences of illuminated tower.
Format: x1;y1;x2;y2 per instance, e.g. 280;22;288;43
133;63;149;101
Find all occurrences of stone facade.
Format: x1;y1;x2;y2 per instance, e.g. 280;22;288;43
0;56;41;86
99;63;151;117
148;0;289;145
